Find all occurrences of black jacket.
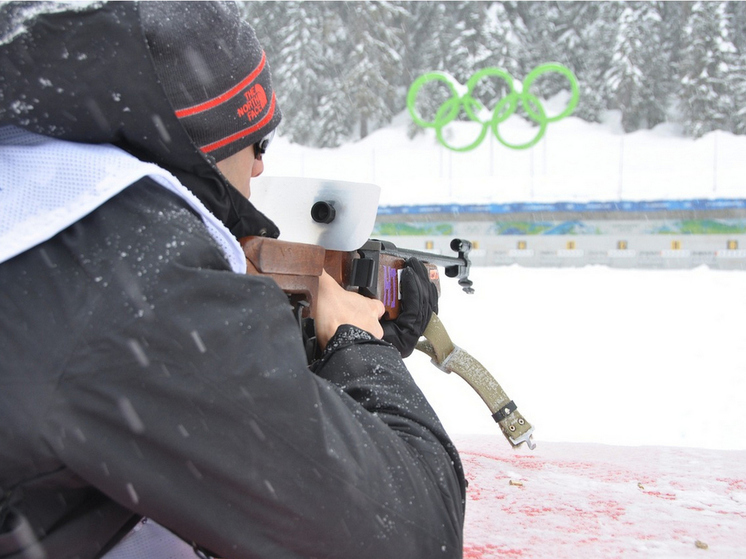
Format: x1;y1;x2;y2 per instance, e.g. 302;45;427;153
0;3;465;559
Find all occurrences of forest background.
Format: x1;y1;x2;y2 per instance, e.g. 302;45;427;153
241;1;746;147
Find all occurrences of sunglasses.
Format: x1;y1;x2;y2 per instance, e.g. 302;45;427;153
254;128;275;157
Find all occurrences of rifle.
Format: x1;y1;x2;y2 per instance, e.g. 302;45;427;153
239;234;536;450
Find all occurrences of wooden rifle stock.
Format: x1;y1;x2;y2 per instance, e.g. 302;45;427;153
239;236;325;317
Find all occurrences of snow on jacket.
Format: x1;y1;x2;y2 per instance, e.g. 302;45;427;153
0;3;465;559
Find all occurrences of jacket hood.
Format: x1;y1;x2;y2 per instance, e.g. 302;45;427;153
0;1;279;239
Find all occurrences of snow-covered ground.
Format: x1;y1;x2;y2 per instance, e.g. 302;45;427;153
408;264;746;451
259;106;746;557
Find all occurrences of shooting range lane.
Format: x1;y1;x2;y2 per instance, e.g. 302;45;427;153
374;199;746;270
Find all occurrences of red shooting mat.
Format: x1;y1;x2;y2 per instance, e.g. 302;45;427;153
456;436;746;558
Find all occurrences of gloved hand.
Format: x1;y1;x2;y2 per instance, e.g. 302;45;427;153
382;257;439;358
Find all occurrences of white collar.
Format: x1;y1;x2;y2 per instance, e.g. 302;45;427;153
0;126;246;273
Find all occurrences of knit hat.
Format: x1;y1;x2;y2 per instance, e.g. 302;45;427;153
140;1;281;162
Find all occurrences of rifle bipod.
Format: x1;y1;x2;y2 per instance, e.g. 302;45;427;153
416;313;536;450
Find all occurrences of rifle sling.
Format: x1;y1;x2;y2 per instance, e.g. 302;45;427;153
416;313;536;450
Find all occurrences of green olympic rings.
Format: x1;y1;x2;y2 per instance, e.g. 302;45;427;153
406;63;579;151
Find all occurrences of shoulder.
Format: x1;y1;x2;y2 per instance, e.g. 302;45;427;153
82;177;234;272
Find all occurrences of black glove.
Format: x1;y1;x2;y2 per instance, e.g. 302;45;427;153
382;257;438;358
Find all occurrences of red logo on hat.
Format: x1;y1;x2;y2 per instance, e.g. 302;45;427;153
237;84;267;121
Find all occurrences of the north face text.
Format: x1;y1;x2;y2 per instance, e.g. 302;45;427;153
237;84;267;121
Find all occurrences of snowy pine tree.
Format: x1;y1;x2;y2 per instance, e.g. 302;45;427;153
399;1;445;85
576;2;621;123
726;2;746;134
281;3;351;146
679;1;740;137
336;2;405;141
727;1;746;54
605;2;671;132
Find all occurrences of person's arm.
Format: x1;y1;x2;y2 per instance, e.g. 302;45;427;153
42;181;465;558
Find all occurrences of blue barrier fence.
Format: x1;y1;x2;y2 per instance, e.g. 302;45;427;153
377;198;746;216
